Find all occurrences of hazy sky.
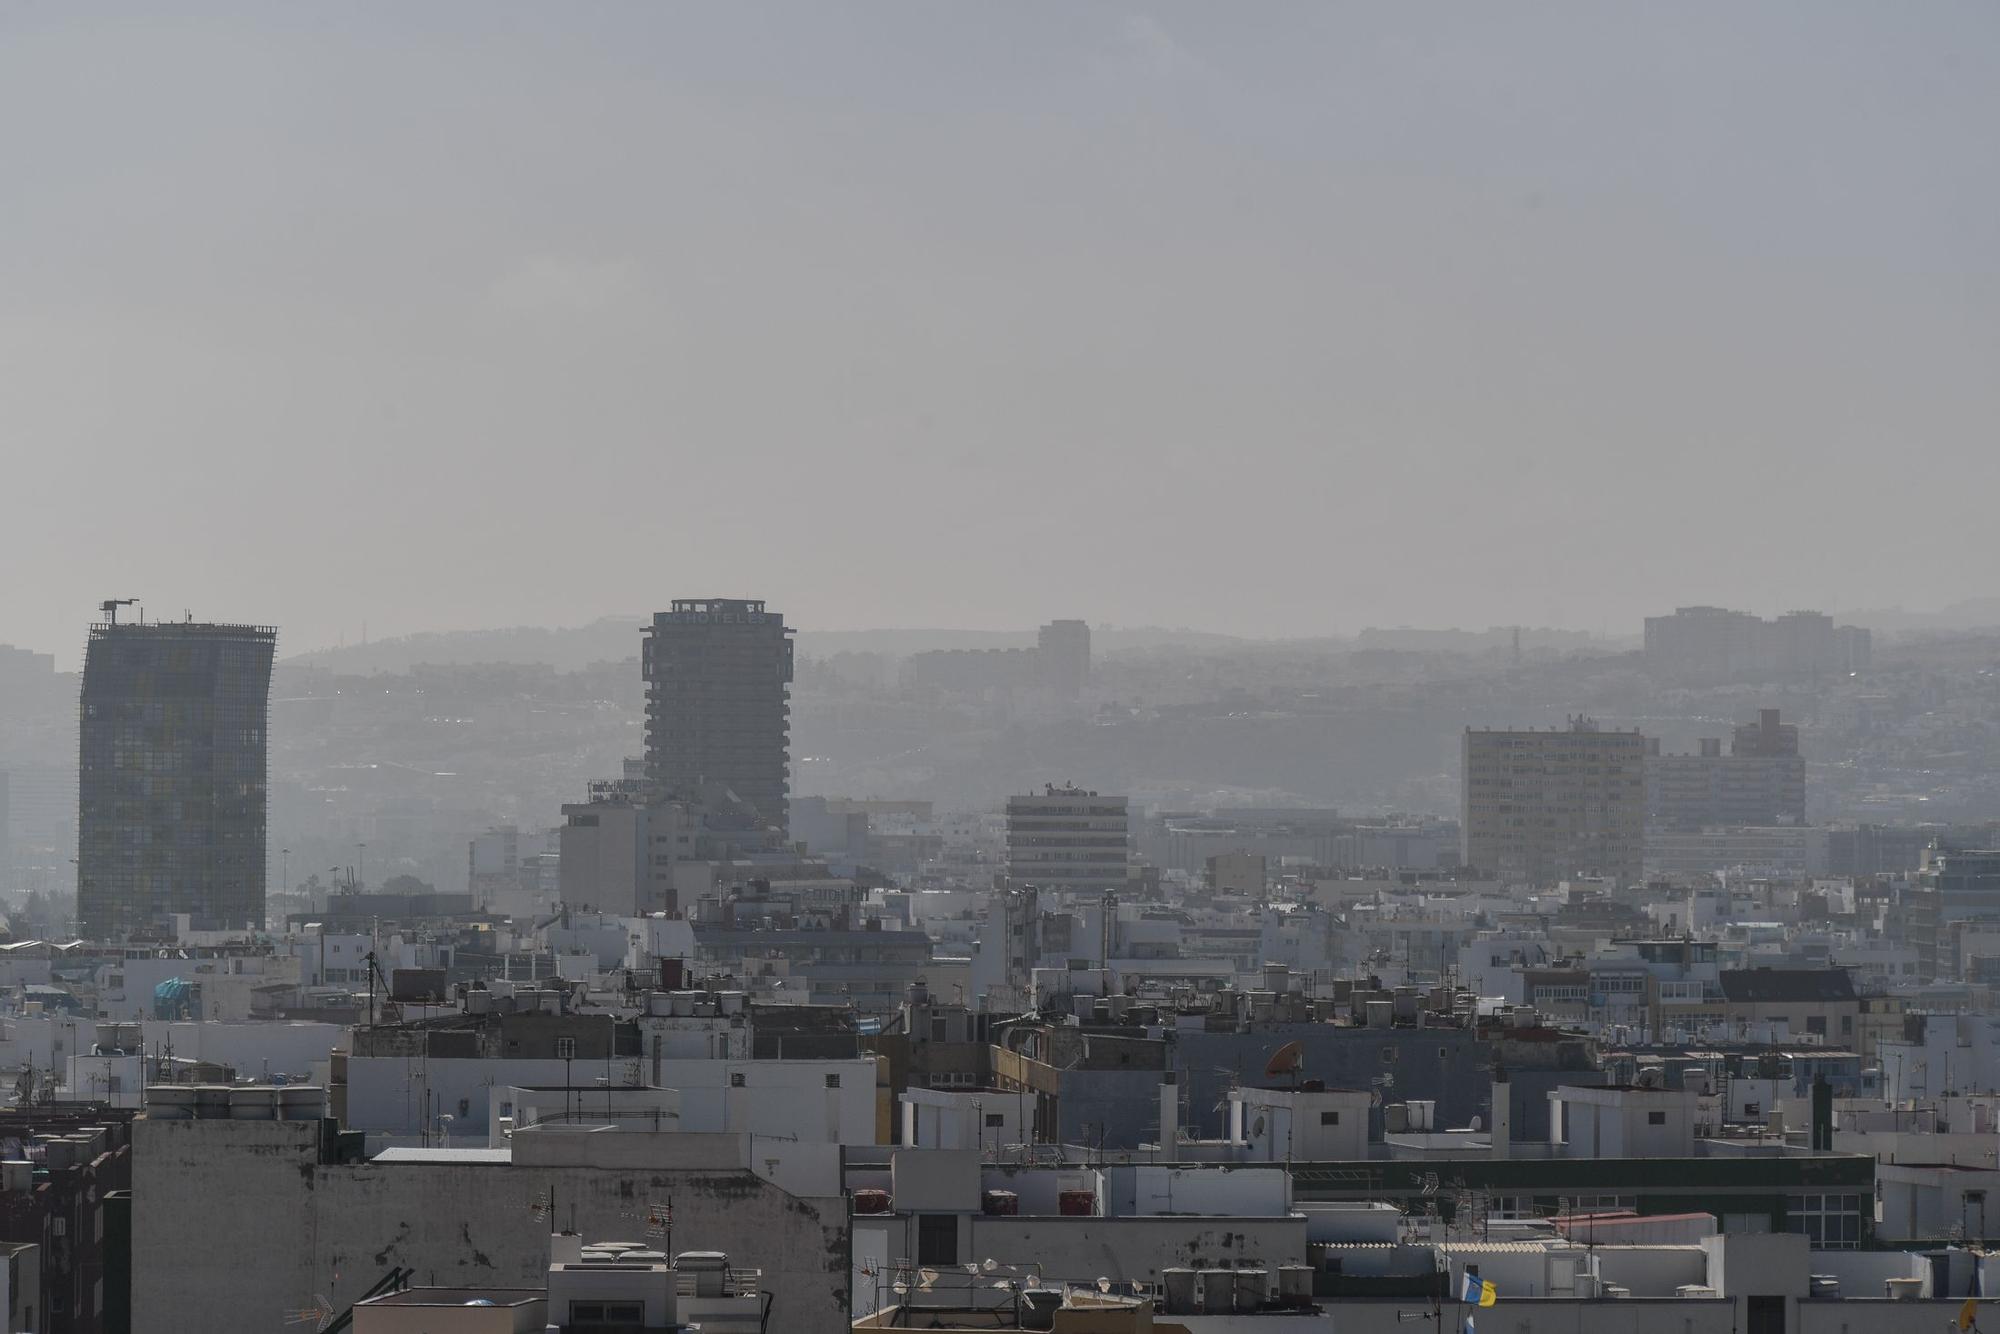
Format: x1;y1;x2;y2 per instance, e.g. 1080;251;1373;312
5;3;1995;661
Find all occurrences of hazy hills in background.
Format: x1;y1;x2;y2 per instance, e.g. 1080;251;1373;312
274;598;2000;678
277;617;1625;675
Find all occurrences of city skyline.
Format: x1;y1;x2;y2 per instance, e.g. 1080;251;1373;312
5;8;2000;1331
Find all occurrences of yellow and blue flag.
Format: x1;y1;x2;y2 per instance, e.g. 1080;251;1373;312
1461;1273;1499;1307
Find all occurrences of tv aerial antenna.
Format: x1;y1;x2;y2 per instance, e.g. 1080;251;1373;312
284;1294;334;1332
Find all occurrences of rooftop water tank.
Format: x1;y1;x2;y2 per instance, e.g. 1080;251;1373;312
229;1088;279;1121
144;1087;195;1120
674;1251;730;1297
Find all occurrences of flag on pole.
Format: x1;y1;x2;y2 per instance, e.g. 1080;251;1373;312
1960;1296;1980;1332
1461;1273;1499;1307
1465;1315;1475;1334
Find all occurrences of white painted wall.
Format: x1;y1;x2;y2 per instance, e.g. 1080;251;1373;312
901;1088;1027;1152
0;1014;89;1073
346;1056;574;1137
1124;1166;1289;1218
63;1052;143;1107
658;1058;879;1145
142;1020;343;1082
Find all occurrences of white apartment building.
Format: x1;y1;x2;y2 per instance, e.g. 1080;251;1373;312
1004;786;1129;898
1462;720;1646;885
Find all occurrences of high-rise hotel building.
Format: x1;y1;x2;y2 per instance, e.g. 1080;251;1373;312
78;614;276;938
642;599;794;828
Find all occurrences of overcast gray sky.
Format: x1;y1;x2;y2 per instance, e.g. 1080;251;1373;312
4;3;1995;661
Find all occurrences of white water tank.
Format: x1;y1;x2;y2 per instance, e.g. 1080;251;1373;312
229;1088;278;1120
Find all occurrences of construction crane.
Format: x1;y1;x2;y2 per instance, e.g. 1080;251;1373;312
99;598;139;625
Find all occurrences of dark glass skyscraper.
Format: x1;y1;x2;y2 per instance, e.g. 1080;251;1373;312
77;616;277;938
642;599;793;828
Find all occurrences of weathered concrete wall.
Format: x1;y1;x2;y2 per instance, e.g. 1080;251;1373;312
133;1121;850;1334
133;1119;322;1334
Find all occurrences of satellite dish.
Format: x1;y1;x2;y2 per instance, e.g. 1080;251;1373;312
1264;1040;1305;1079
1252;1116;1266;1137
1470;1115;1483;1132
983;1259;999;1272
1098;1277;1112;1293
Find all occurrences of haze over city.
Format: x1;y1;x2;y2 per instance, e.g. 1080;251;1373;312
6;8;2000;1334
5;2;1998;659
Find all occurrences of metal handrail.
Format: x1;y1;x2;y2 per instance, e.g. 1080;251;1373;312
674;1268;763;1297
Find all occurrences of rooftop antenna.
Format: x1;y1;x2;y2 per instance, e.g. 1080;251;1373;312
100;598;139;626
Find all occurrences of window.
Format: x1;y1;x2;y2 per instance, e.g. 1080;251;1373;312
1381;1046;1398;1063
1647;1111;1666;1125
985;1113;1005;1128
1569;1194;1635;1212
1320;1111;1341;1126
825;1073;841;1089
569;1301;645;1329
730;1072;746;1088
1786;1193;1862;1248
917;1213;958;1266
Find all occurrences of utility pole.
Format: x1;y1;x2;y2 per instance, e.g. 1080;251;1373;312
557;1037;578;1123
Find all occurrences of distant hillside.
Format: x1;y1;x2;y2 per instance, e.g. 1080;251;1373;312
281;618;1262;674
282;618;649;673
280;616;1670;676
1847;598;2000;636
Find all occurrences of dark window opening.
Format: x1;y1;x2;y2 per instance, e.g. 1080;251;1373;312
917;1213;958;1266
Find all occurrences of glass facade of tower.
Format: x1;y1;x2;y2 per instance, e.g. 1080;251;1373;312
642;599;793;828
77;619;277;938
